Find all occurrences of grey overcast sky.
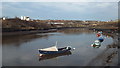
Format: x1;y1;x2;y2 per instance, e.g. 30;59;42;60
2;2;118;21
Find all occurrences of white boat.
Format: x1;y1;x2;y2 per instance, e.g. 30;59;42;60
91;40;101;48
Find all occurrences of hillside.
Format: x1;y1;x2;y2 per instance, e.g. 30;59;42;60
1;18;118;32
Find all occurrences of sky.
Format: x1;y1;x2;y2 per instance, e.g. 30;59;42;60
1;2;118;21
1;0;119;2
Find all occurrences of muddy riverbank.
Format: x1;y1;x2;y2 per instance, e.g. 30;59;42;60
86;30;118;66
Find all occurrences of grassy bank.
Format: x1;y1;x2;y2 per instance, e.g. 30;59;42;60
1;18;118;35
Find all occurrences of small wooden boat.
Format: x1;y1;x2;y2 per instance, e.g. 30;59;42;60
38;42;73;56
38;46;72;56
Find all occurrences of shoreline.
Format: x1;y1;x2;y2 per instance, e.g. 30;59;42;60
2;27;118;36
2;29;57;36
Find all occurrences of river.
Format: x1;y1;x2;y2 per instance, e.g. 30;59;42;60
2;28;115;66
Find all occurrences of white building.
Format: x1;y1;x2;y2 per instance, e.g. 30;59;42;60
21;16;24;20
21;16;30;21
53;22;64;25
47;22;64;25
2;17;6;20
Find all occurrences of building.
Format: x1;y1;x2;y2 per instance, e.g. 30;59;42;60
2;17;6;20
47;22;64;25
21;16;30;21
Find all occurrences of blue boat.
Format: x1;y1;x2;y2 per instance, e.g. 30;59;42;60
38;42;74;56
38;46;72;55
98;37;104;42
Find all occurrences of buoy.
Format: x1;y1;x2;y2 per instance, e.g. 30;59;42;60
39;54;43;56
73;48;75;50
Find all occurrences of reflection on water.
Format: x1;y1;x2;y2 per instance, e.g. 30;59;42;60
2;28;114;66
39;51;72;61
58;28;93;35
2;34;50;46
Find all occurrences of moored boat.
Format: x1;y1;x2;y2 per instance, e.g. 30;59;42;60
38;46;72;56
98;36;104;42
38;42;74;56
91;40;101;48
96;31;102;37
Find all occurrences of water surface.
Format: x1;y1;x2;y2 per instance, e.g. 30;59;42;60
2;28;114;66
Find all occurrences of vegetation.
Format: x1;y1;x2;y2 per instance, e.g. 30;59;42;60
1;18;118;32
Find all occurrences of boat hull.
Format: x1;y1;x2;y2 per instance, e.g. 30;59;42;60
39;51;72;61
39;49;70;55
98;38;104;42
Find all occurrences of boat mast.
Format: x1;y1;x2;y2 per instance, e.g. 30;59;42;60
55;41;58;46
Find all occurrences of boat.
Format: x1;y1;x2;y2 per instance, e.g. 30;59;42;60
96;33;101;37
91;40;101;48
38;42;73;56
39;51;72;61
98;37;104;42
96;31;102;37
